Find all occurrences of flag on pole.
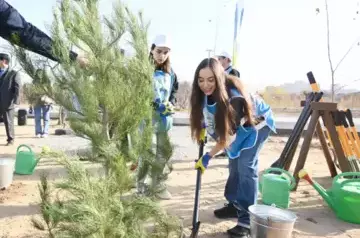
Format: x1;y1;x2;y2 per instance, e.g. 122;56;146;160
232;0;245;69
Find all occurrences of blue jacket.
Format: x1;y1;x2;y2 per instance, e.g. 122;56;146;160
203;88;276;159
0;0;76;62
152;69;178;132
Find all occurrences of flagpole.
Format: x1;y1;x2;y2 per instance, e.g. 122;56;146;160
206;49;213;58
233;1;239;66
212;0;231;54
233;0;244;69
213;0;220;53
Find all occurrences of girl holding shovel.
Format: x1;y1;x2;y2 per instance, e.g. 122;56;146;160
190;58;275;238
137;34;179;200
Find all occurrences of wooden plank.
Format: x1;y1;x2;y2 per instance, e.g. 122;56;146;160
310;102;338;111
300;100;306;107
322;111;351;172
315;122;338;177
293;110;320;191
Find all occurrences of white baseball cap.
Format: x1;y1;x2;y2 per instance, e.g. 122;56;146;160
152;34;171;50
217;51;232;61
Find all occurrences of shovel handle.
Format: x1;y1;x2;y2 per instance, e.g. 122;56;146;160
345;109;355;127
192;126;206;232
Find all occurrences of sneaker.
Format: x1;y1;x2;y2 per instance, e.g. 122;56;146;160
136;182;149;196
214;151;227;158
6;140;14;146
155;188;172;200
152;181;172;200
214;203;238;219
36;134;41;138
41;134;48;138
227;225;250;238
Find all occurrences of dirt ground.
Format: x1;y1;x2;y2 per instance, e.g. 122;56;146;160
0;120;360;238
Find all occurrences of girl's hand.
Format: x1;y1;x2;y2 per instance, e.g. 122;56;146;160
195;152;212;174
158;101;175;116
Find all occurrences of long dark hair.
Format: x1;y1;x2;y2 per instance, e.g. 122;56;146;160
190;58;253;147
149;44;171;74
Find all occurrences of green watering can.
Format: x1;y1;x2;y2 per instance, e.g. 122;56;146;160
299;170;360;224
259;168;296;209
14;145;40;175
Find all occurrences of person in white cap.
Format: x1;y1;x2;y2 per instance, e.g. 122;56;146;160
217;51;240;77
136;34;178;200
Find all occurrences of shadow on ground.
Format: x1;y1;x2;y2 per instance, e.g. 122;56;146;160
0;204;39;219
167;169;360;238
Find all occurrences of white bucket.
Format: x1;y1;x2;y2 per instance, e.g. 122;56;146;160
0;158;15;189
249;204;297;238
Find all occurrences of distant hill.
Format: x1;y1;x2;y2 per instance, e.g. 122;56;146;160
280;80;311;94
274;80;359;95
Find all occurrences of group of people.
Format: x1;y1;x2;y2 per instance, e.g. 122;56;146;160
0;1;276;237
147;35;276;238
0;0;84;144
0;52;54;144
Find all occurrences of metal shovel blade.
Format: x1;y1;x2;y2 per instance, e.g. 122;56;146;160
189;221;200;238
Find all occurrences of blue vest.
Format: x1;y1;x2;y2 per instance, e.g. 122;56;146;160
152;69;175;132
203;88;276;159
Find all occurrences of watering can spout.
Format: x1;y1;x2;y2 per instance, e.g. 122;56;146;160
314;183;335;210
31;158;40;173
298;170;335;210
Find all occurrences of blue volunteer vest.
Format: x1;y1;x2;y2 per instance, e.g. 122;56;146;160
152;69;175;132
203;88;276;159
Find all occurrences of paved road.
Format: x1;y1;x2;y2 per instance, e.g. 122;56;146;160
14;108;360;132
172;111;360;131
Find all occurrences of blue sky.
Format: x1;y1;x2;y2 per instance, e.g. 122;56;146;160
2;0;360;92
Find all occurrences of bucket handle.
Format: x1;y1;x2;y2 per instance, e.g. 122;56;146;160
263;168;296;190
238;203;298;230
17;144;33;154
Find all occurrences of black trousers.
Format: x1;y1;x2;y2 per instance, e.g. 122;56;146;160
0;108;15;142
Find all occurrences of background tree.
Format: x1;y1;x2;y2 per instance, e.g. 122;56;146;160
176;81;191;109
320;0;360;101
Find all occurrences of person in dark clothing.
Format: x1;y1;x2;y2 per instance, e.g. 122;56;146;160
0;53;21;145
0;0;87;66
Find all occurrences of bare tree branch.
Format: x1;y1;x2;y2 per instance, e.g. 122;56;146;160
334;37;360;72
325;0;335;102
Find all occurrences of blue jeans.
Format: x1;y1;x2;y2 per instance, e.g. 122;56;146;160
225;126;271;228
34;105;51;135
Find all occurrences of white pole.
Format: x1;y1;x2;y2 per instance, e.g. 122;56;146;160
213;0;220;53
206;49;213;58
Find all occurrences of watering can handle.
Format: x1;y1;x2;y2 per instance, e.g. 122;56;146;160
333;172;360;184
263;167;296;190
16;144;33;154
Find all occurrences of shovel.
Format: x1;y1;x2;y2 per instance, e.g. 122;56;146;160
271;92;316;169
190;129;206;238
